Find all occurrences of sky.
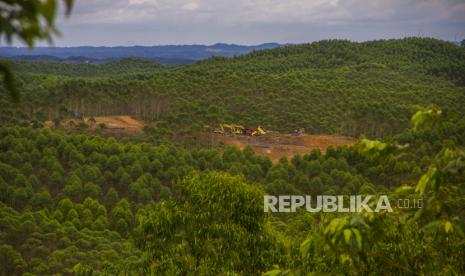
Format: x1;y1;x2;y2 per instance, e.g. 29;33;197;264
23;0;465;46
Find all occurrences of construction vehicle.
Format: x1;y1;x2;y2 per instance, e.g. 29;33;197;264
214;123;267;136
72;111;84;120
214;124;245;135
247;126;266;136
254;126;266;136
292;127;305;136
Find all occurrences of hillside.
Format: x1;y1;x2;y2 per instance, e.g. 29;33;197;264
7;58;166;77
1;111;464;274
1;38;465;275
42;114;355;162
3;38;464;141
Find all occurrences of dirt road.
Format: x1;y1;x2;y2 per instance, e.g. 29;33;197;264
213;133;356;162
46;116;355;161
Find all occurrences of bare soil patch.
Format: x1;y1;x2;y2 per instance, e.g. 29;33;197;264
45;116;145;136
45;116;355;161
212;133;356;163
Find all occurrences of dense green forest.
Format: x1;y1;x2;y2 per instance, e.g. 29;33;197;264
2;38;465;139
0;108;464;275
1;38;465;275
8;58;167;77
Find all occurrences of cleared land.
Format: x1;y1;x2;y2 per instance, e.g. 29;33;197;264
212;133;356;163
45;115;145;136
46;116;355;161
90;116;145;135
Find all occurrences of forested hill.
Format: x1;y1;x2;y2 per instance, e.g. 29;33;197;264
2;37;465;139
1;38;465;275
9;58;166;77
195;38;465;85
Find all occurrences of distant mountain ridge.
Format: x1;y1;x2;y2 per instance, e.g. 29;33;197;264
5;55;196;65
0;43;282;64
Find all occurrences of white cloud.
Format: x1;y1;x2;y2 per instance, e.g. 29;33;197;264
67;0;463;24
129;0;159;6
49;0;465;45
182;1;199;11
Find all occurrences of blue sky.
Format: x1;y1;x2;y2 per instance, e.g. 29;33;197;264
24;0;465;46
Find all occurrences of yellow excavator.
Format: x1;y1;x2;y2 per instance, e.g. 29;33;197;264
215;123;245;135
251;126;266;136
214;123;267;136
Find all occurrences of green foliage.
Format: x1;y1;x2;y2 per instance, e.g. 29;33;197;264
0;0;73;46
1;37;465;275
269;108;465;275
0;61;18;102
0;0;74;101
0;107;464;274
10;58;166;77
2;38;465;139
135;172;287;275
411;106;443;130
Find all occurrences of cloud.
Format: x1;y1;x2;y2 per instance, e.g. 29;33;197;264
47;0;465;45
129;0;159;6
182;1;199;11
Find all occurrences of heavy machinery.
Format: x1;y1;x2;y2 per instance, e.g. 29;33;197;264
252;126;266;136
73;111;84;119
214;124;245;135
214;123;267;136
292;127;305;136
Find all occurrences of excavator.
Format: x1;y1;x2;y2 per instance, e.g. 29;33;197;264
215;123;245;135
214;123;267;136
252;126;267;136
